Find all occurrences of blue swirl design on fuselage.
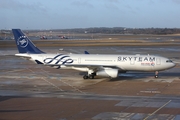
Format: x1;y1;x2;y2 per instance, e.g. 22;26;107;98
43;54;73;68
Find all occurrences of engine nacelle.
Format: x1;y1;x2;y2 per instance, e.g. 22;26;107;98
96;69;119;78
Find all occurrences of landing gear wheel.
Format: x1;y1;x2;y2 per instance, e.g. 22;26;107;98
154;71;159;78
89;75;94;79
154;75;158;78
83;75;89;79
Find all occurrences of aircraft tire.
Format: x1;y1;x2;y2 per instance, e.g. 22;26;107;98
154;75;158;78
83;75;89;79
89;75;94;79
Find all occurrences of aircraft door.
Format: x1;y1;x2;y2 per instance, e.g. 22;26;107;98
42;55;47;64
38;54;44;60
78;58;81;64
156;58;161;65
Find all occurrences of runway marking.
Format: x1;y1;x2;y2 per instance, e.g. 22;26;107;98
40;69;86;94
0;69;25;74
26;68;64;91
41;77;63;91
0;75;43;79
27;68;35;73
60;78;86;94
143;100;172;120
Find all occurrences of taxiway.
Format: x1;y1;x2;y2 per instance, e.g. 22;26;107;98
0;41;180;119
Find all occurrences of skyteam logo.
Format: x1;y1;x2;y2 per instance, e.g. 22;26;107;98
17;36;28;48
151;62;155;66
44;54;74;68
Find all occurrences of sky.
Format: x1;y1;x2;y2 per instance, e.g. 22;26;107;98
1;0;180;29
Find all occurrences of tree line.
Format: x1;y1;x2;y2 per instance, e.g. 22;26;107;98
57;27;180;35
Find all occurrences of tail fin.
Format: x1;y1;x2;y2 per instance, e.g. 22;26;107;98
12;29;44;54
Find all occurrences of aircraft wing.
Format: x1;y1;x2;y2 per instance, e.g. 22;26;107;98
45;64;124;71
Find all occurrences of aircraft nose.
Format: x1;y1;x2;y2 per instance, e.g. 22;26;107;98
171;62;176;68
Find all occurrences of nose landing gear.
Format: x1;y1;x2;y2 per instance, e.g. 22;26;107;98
154;71;159;78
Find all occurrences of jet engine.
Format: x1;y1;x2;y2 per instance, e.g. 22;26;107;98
96;69;119;78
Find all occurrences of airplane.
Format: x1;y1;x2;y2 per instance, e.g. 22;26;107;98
12;29;176;79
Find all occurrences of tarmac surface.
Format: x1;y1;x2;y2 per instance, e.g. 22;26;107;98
0;41;180;120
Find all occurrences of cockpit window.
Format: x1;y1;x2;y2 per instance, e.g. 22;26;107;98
166;60;173;63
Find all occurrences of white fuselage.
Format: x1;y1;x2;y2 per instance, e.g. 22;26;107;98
27;53;175;72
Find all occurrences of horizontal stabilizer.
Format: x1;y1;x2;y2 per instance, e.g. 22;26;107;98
15;53;31;58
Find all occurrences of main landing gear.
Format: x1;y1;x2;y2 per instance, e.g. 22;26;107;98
83;73;96;79
154;71;159;78
83;75;89;79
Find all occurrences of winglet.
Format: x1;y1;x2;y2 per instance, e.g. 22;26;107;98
84;51;89;54
12;29;44;54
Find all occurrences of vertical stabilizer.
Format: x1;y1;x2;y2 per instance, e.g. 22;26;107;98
12;29;44;54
